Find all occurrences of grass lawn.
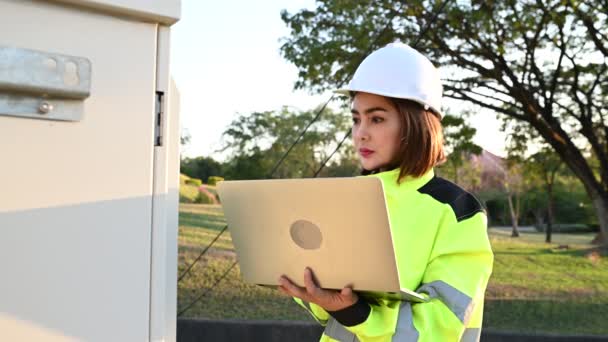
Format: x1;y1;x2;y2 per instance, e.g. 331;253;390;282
485;229;607;334
177;203;608;335
177;203;310;321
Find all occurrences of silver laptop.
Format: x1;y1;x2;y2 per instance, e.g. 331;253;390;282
217;177;427;303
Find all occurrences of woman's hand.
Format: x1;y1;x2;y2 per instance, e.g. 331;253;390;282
278;267;358;312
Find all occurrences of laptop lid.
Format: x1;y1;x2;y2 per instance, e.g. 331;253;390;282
217;177;406;294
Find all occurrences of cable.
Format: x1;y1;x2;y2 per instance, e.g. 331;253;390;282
182;129;353;316
177;0;452;317
268;95;336;177
412;0;452;48
177;259;237;317
313;128;352;178
178;225;228;283
177;95;337;283
177;0;402;284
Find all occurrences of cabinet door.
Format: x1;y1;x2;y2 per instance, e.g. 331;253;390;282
0;1;157;340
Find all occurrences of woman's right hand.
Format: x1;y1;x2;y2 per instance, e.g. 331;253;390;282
278;267;358;312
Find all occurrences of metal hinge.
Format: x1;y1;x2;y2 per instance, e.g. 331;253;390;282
154;91;164;146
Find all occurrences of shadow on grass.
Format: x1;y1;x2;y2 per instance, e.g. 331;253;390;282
495;248;601;258
177;286;311;321
484;299;608;335
179;212;227;231
178;244;235;255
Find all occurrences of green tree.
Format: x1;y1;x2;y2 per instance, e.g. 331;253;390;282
555;173;598;229
528;147;564;243
180;128;191;148
503;158;525;237
221;150;270;180
180;128;192;160
280;0;608;246
318;157;360;177
219;106;351;179
436;111;483;191
180;156;223;184
520;184;548;227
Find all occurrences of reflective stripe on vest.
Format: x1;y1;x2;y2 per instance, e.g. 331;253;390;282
322;290;475;341
302;300;328;325
324;302;419;341
324;317;359;342
460;328;481;342
416;281;474;324
392;301;419;341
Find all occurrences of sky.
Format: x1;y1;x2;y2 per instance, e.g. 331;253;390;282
170;1;507;160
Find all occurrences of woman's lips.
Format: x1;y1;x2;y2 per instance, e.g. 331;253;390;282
359;148;374;158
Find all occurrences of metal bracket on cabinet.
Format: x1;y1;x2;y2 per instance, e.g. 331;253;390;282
0;46;91;122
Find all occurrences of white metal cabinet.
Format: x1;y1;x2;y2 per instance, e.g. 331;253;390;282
0;0;180;341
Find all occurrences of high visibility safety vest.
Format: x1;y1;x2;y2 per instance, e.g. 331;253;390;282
294;168;494;342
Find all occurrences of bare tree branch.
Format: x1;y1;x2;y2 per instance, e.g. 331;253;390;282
547;18;567;117
445;86;528;121
563;52;588;121
571;1;608;57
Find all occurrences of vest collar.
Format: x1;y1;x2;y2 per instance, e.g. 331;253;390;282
370;168;435;192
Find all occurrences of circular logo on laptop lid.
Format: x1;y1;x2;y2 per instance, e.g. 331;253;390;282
290;219;322;250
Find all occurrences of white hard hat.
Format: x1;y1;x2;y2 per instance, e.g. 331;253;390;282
335;42;443;118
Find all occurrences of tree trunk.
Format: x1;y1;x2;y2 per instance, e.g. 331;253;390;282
591;194;608;246
507;193;520;237
546;184;554;243
534;209;545;230
546;208;553;243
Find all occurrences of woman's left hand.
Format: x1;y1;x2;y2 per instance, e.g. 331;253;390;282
278;267;358;312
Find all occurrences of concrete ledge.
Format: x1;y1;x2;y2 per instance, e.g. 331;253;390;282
177;318;608;342
480;329;608;342
177;318;323;342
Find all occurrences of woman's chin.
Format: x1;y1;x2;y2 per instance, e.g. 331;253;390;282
361;162;379;171
361;161;395;173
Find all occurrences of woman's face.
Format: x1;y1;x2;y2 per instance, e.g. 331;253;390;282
351;92;402;171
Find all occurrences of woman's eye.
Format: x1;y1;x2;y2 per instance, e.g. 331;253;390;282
372;116;384;123
352;117;360;124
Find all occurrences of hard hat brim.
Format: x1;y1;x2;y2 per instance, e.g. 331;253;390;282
334;88;443;119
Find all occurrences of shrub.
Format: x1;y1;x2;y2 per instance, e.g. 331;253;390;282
207;176;224;186
195;190;215;204
179;193;193;203
185;178;203;187
179;184;199;203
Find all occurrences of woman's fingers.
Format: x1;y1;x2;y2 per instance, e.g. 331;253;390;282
303;267;322;297
340;286;357;303
278;275;307;299
280;268;359;311
340;286;353;297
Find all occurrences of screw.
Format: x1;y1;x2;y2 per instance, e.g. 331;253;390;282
38;102;53;114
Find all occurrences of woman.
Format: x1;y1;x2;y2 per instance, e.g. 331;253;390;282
278;43;494;342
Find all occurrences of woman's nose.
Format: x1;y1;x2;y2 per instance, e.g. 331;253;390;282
354;122;370;142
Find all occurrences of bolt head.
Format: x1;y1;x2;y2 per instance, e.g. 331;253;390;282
38;102;53;114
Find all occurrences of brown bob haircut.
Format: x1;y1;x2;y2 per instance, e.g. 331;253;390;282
355;93;446;182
